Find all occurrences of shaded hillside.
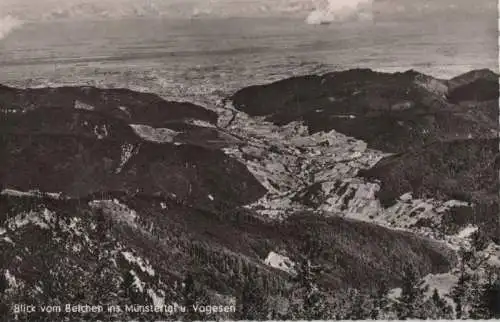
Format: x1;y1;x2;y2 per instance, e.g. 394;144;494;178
279;213;454;289
0;133;264;208
447;69;499;93
0;193;455;320
0;85;217;127
123;196;455;290
447;78;499;103
361;139;499;203
1;107;140;141
445;68;499;105
231;69;498;152
360;139;500;236
0;85;264;208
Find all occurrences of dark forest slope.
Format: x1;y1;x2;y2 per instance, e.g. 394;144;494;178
231;69;498;152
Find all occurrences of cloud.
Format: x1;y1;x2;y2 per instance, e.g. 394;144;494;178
306;0;373;24
0;0;494;23
0;15;23;40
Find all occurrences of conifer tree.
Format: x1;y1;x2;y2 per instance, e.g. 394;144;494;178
0;271;7;295
484;265;500;318
121;270;135;299
470;229;489;252
490;278;500;318
0;271;8;318
121;271;144;304
448;245;476;319
289;227;330;320
448;242;496;319
469;268;500;319
394;265;429;319
429;288;453;319
449;272;469;318
238;274;269;320
302;285;330;320
345;288;371;320
182;273;210;321
370;279;391;319
469;280;491;319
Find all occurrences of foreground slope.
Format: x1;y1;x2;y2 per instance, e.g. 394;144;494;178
0;192;455;320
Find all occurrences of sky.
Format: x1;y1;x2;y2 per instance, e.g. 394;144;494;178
0;0;496;21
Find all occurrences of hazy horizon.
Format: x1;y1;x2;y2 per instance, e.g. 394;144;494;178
0;0;497;98
1;0;496;21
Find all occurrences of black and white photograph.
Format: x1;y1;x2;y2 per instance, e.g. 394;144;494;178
0;0;499;320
